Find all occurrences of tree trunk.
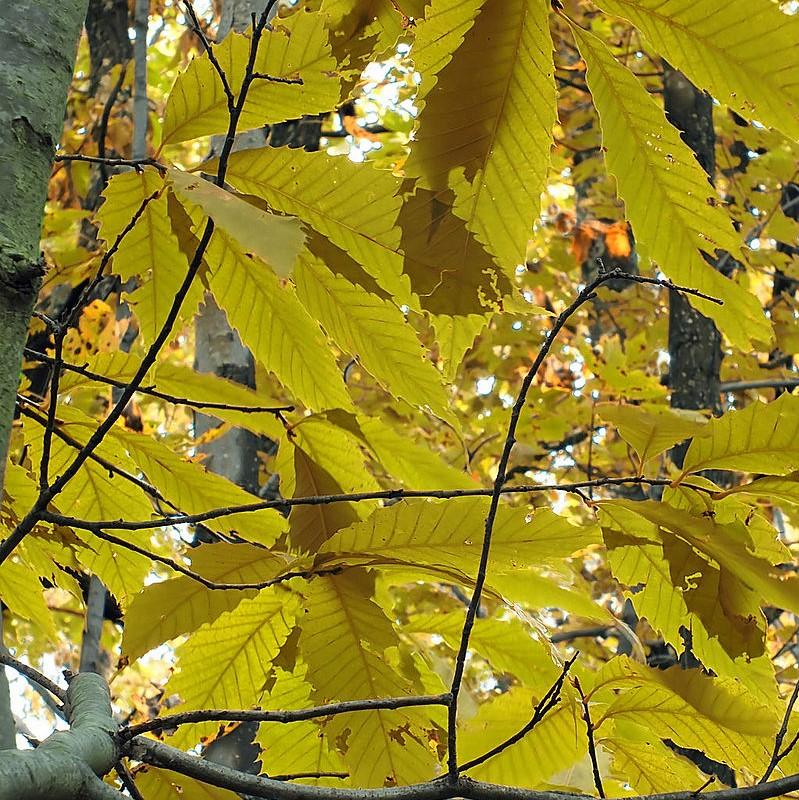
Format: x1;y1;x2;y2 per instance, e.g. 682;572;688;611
0;0;90;493
663;65;723;466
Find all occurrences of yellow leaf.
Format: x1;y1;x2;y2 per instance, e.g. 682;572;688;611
165;588;298;748
602;719;703;795
204;229;354;412
255;666;347;784
459;688;584;787
0;556;56;639
122;543;289;661
210;147;410;303
680;394;799;479
135;766;240;799
570;23;772;352
431;313;489;382
354;413;477;490
298;571;437;786
595;0;799;142
321;498;598;573
406;611;558;691
598;402;707;467
161;11;341;145
406;0;556;271
109;426;287;545
96;168;202;343
169;169;306;276
294;255;456;425
598;659;776;773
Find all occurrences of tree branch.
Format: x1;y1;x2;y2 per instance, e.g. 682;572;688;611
119;694;450;741
38;475;714;533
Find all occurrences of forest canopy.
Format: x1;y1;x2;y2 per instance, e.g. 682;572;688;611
1;1;799;799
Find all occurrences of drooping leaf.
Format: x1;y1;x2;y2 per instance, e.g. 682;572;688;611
169;168;306;276
598;402;708;468
320;498;599;574
209;147;410;303
134;765;240;799
596;658;777;773
595;0;799;142
204;229;354;412
161;10;341;145
297;571;437;786
294;255;455;425
406;0;556;271
570;23;772;352
96;168;202;343
122;543;291;661
255;665;347;784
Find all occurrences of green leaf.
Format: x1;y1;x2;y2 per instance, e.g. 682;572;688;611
406;0;556;271
205;229;354;412
594;0;799;142
161;10;341;145
680;393;799;479
570;23;772;352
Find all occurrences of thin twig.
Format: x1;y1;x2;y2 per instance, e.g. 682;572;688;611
115;760;145;800
0;650;67;704
38;333;64;491
459;654;578;772
24;349;293;415
182;0;235;110
760;680;799;783
0;2;277;567
251;73;303;85
86;527;343;593
17;402;170;505
54;154;165;171
445;269;713;779
38;475;715;534
119;694;450;742
573;676;604;798
720;379;799;393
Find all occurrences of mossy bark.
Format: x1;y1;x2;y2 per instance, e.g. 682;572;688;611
0;0;88;492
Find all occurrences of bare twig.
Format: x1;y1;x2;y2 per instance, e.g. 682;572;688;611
720;379;799;393
24;349;293;415
459;654;578;772
119;694;450;742
759;680;799;783
54;154;164;171
0;650;66;704
573;676;604;798
38;475;714;534
115;760;145;800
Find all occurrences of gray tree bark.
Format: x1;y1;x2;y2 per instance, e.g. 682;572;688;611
663;66;723;466
0;673;121;800
0;0;89;483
